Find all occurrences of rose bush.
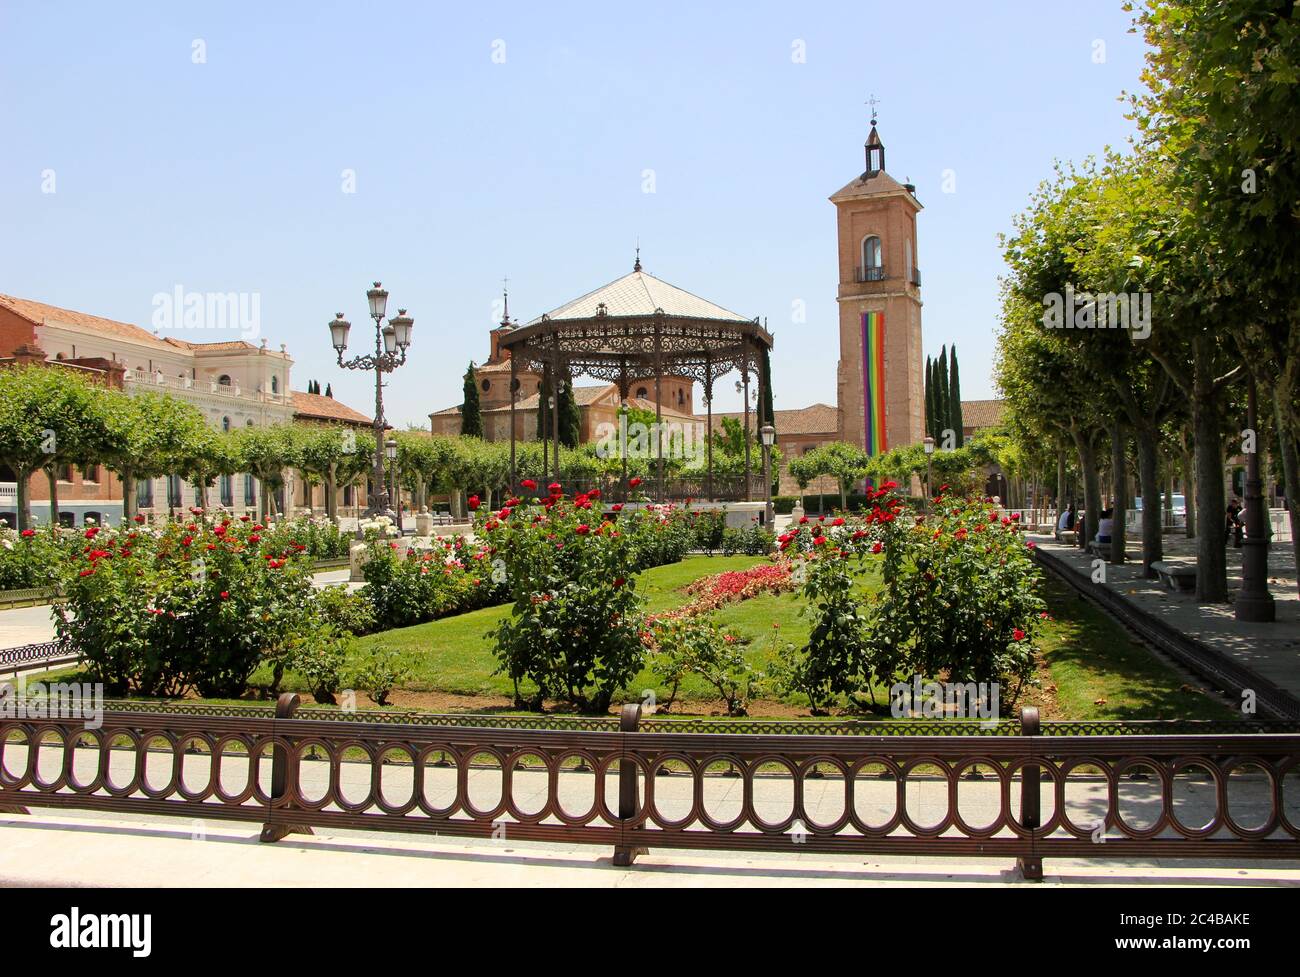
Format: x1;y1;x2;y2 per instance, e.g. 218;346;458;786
481;485;646;712
53;515;318;697
774;486;1046;712
0;524;65;590
359;534;504;631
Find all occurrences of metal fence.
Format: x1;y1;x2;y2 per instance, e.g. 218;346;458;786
2;697;1298;877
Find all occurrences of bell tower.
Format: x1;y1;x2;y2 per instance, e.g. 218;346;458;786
831;106;925;458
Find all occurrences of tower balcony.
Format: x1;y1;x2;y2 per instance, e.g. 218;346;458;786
854;265;888;284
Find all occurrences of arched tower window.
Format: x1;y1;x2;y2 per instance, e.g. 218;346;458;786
271;375;279;394
218;374;232;386
861;236;883;281
222;416;231;432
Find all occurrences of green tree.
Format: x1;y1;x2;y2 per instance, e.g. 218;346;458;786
948;345;964;444
0;366;111;531
460;363;482;438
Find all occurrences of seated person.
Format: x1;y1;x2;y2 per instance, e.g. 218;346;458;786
1096;509;1114;544
1057;504;1076;533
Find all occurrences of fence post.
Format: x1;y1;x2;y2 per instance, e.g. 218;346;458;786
260;692;315;843
612;702;646;867
1016;706;1043;882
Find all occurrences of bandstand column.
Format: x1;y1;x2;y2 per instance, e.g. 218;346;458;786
743;338;752;502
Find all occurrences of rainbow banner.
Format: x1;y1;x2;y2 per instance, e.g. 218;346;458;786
862;311;887;455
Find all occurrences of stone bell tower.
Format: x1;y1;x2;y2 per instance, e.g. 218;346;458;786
831;109;925;456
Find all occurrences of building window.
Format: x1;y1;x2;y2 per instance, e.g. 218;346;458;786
81;464;100;483
481;379;491;392
167;475;183;509
222;416;231;432
137;479;154;508
246;419;254;427
677;389;685;407
218;374;232;386
57;464;75;483
220;475;233;507
861;236;883;280
636;386;648;399
271;375;279;394
244;474;256;506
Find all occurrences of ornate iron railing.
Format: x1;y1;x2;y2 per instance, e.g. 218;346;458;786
0;640;77;675
2;699;1297;877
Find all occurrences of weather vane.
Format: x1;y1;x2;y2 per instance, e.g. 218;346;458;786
866;94;880;126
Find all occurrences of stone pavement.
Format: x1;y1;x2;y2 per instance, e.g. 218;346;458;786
1033;535;1300;702
1;813;1296;887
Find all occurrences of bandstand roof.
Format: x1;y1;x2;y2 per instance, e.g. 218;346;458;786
499;266;772;391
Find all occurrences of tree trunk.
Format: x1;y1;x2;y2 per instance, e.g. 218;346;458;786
196;480;209;510
1055;446;1067;531
46;467;60;529
325;465;337;523
1135;427;1163;577
1274;386;1300;598
1072;428;1102;549
121;470;136;522
1109;422;1128;564
1192;336;1228;601
15;468;32;532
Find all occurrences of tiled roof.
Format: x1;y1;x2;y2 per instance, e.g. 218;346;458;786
291;390;372;425
705;402;839;436
514;383;616;410
961;399;1006;430
0;293;173;351
165;338;259;352
526;270;752;325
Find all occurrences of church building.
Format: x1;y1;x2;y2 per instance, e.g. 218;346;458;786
831;117;926;456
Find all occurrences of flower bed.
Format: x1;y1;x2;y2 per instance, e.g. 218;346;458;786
678;561;796;615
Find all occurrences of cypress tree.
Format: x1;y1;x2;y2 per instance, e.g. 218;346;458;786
948;345;964;447
935;346;949;445
924;355;934;439
461;363;482;437
559;381;581;448
759;347;775;429
324;383;333;399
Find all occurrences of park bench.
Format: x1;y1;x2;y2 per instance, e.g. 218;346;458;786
1086;540;1112;560
1150;560;1197;593
1057;530;1077;544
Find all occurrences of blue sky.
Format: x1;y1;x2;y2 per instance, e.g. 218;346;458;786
0;1;1146;427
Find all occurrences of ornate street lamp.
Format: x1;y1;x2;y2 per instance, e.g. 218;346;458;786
330;282;413;519
760;424;776;528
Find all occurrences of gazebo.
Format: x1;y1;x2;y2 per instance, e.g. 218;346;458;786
498;258;774;501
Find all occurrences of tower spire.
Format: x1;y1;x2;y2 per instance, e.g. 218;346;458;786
634;239;641;273
863;95;885;178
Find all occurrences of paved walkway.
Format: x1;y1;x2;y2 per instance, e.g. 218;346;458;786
1033;536;1300;702
1;813;1296;887
0;567;359;652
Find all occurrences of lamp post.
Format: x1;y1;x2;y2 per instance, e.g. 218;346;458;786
330;282;413;519
923;436;935;510
385;437;400;530
760;424;776;529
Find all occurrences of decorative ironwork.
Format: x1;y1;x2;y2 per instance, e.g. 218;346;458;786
2;701;1297;875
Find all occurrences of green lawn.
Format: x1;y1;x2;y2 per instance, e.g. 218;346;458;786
28;552;1233;720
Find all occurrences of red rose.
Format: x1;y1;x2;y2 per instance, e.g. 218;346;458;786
220;591;229;599
20;529;34;538
1012;629;1025;642
575;524;590;535
611;503;623;512
628;477;642;488
181;536;193;547
613;577;625;588
871;541;883;554
133;514;146;524
521;479;537;490
468;495;480;510
548;482;562;494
